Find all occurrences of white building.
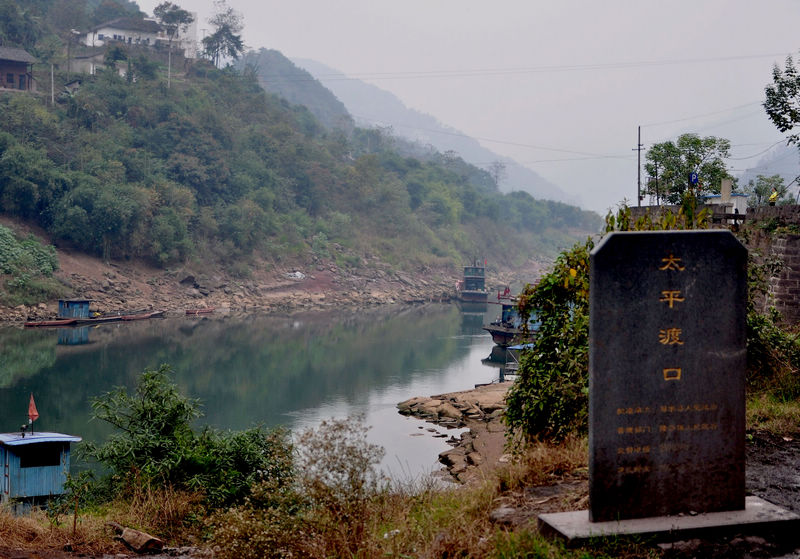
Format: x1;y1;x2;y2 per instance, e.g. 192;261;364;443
703;179;749;215
83;15;198;59
83;17;163;48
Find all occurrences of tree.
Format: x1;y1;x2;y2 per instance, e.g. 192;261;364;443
765;55;800;145
202;0;244;68
91;0;143;25
745;174;792;207
0;0;40;49
153;2;194;89
643;133;731;204
487;160;507;190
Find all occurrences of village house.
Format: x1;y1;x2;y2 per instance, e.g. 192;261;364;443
83;17;163;49
0;47;37;92
83;15;198;59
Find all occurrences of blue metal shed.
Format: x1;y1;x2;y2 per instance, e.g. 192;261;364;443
58;299;91;318
1;432;81;509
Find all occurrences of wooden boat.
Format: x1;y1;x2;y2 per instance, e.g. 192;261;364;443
24;318;78;328
121;310;165;321
186;308;214;315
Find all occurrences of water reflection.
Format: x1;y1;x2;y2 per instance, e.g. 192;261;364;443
0;304;502;480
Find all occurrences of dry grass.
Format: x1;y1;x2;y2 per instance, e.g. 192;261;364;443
746;392;800;435
1;437;641;558
98;485;206;542
0;486;206;557
0;507;123;556
496;435;589;492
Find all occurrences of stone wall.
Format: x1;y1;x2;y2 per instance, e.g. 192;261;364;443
630;204;800;324
745;206;800;323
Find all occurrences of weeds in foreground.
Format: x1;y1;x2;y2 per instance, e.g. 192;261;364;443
746;392;800;435
497;435;588;492
0;507;121;555
211;435;597;558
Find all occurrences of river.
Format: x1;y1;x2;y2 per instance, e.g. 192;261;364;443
0;303;506;481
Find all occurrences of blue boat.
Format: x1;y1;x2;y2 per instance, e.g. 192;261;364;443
483;300;538;347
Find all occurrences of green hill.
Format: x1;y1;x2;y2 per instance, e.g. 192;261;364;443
0;0;601;283
240;48;354;133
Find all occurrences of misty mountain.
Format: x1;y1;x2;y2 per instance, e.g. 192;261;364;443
737;142;800;195
292;57;576;205
239;49;355;132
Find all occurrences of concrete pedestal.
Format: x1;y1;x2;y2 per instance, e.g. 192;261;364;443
538;497;800;546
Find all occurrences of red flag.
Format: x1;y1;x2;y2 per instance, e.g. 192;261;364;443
28;393;39;423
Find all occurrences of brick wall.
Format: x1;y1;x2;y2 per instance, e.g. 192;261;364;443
630;204;800;324
744;206;800;323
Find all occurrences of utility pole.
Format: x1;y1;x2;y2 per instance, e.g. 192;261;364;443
654;161;659;206
633;126;643;207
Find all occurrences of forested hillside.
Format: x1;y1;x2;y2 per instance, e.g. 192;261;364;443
240;48;354;133
0;0;601;279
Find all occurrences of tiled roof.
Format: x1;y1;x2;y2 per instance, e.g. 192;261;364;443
91;17;162;34
0;46;36;64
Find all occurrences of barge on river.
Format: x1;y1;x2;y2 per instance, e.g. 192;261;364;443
455;260;488;305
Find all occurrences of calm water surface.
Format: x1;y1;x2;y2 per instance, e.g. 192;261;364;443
0;304;505;480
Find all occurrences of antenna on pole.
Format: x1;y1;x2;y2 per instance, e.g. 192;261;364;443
633;126;643;207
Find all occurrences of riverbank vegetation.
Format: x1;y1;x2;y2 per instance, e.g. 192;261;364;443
0;368;609;558
0;223;66;306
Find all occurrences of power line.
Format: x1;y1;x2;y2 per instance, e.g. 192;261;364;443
728;139;786;160
642;102;763;128
350;112;629;159
277;52;796;83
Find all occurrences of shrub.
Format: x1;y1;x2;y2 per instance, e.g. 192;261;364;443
504;239;592;443
83;364;294;508
0;224;64;305
211;416;387;559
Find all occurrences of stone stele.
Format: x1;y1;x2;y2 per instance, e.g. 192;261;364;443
539;230;800;545
589;230;747;521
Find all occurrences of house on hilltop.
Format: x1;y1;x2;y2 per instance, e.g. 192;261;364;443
0;47;37;92
83;15;198;59
84;17;163;48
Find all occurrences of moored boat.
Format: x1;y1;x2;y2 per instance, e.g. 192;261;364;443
24;318;78;328
186;307;214;315
456;259;488;304
482;300;538;347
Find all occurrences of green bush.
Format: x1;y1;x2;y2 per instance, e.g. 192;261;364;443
0;224;63;306
504;239;592;442
84;364;294;508
211;416;386;559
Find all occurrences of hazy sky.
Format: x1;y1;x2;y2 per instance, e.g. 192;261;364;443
137;0;800;213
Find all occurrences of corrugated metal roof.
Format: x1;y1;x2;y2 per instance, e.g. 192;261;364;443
0;47;37;64
0;432;82;446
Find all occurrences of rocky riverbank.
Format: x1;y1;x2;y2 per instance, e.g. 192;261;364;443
0;216;549;323
0;248;465;323
0;246;548;325
398;382;511;483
